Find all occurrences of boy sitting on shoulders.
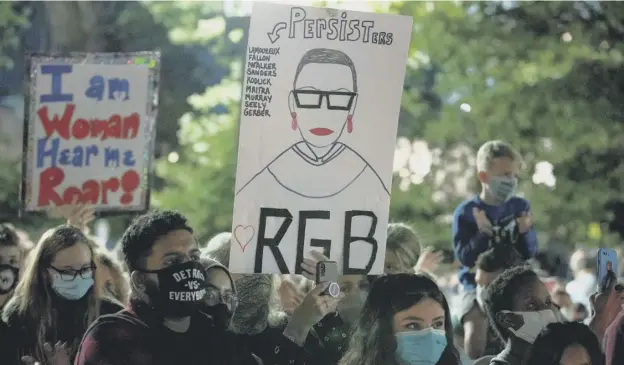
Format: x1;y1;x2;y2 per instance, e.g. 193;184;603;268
452;140;537;289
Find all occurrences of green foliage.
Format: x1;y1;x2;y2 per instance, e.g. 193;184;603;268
154;77;241;243
155;1;623;249
0;3;30;70
389;1;624;247
4;1;621;249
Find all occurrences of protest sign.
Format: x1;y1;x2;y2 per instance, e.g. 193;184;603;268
230;3;413;274
21;52;160;213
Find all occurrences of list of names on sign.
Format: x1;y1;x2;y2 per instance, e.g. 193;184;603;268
243;47;279;118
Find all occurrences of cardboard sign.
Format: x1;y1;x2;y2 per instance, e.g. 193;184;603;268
230;3;413;274
21;52;160;213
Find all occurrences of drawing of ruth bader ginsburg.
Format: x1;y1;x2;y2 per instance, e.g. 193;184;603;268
236;48;389;199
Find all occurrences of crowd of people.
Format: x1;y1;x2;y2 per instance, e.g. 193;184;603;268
0;139;622;365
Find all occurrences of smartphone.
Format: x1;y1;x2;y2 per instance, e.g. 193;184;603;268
316;261;340;297
597;248;618;291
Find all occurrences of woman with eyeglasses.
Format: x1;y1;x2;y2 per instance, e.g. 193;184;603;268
0;225;123;365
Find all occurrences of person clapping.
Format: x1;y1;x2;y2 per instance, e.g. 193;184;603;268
0;225;122;365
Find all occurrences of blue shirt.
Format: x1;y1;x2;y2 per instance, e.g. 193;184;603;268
452;195;538;288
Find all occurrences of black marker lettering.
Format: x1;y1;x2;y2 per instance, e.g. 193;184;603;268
361;21;374;43
289;7;306;39
327;19;339;40
347;19;360;41
294;211;331;275
342;210;378;275
256;208;292;273
339;13;348;41
281;8;390;46
243;47;279;118
304;19;315;38
316;19;327;38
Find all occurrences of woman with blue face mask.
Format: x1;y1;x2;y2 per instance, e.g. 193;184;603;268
0;225;123;365
338;273;462;365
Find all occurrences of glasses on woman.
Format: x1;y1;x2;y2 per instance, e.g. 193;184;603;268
204;287;238;308
50;264;96;281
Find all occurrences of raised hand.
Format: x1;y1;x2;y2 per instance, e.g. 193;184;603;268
414;246;442;273
47;198;95;232
473;207;493;236
516;212;533;234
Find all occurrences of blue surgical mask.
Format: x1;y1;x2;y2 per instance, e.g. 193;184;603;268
51;276;94;300
488;176;517;204
396;328;447;365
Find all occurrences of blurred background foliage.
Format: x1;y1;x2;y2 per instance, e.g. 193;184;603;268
0;1;622;250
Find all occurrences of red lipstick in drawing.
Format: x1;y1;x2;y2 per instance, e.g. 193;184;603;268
309;128;334;136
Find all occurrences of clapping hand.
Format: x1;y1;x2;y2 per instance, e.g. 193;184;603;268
472;208;493;236
516;212;533;234
22;341;71;365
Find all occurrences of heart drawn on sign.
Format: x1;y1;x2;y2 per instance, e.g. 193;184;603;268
234;225;255;252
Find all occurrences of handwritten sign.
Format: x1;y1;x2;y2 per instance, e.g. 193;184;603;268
21;52;160;213
230;3;413;274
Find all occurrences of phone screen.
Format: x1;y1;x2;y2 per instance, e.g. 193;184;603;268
316;261;339;284
597;248;618;291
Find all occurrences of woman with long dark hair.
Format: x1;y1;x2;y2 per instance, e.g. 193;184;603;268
339;273;461;365
525;322;604;365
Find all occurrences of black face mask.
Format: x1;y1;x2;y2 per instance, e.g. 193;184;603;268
202;303;232;329
0;264;19;295
137;260;208;318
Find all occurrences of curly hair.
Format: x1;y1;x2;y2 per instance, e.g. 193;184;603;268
476;245;522;273
483;266;538;341
524;322;604;365
338;274;459;365
121;210;193;272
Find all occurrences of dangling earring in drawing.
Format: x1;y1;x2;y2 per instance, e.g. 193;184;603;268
291;112;297;130
347;115;353;133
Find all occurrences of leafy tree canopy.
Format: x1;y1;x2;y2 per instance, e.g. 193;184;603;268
156;1;623;249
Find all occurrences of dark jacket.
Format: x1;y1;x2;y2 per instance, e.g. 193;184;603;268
0;295;122;365
75;299;260;365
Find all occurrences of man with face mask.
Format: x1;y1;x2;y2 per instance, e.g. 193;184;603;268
75;211;259;365
484;266;563;365
452;140;538;290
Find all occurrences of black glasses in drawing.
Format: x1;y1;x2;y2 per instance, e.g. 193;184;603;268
293;89;357;111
